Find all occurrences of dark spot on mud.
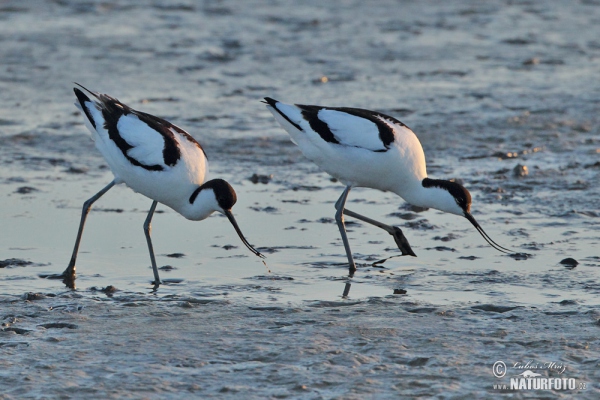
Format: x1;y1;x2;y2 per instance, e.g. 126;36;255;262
91;285;119;294
502;37;535;45
22;292;46;301
165;253;186;258
508;253;531;261
408;357;430;367
1;327;32;335
584;161;600;169
161;278;184;284
560;257;578;269
249;173;273;184
222;245;238;250
400;204;429;213
281;199;310;204
393;288;407;295
513;164;528;177
317;217;334;224
256;247;279;254
523;57;540;65
558;299;577;306
425;246;456;252
15;186;39;194
388;212;419;220
405;220;437;230
249;206;278;213
458;255;480;260
292;185;321;191
93;208;124;213
159;265;176;271
471;304;519;313
432;233;459;242
406;307;437;314
0;258;33;268
64;166;88;174
38;323;78;329
250;275;294;281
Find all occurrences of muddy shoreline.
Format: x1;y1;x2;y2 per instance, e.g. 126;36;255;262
1;0;599;398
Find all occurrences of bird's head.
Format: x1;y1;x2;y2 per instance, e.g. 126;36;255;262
421;178;514;254
189;179;264;258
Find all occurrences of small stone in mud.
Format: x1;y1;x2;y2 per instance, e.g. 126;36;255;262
393;289;407;295
22;292;46;301
0;258;33;268
559;299;577;306
158;265;175;271
458;255;480;260
165;253;186;258
523;57;540;65
101;285;118;293
559;258;578;268
249;173;273;184
15;186;39;194
513;164;528;177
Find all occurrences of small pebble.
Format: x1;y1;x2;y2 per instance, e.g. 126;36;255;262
249;173;273;184
559;258;578;268
513;164;528;177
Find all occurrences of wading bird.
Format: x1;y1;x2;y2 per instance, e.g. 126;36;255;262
264;97;512;274
53;84;264;287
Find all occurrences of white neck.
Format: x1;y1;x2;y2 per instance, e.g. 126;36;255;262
178;188;222;221
393;180;464;216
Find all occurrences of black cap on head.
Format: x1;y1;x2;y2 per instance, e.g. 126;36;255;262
422;178;471;213
189;179;237;209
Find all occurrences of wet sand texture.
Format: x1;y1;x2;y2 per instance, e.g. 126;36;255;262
0;1;599;398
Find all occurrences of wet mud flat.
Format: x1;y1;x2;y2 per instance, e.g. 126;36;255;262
1;0;600;398
1;294;599;399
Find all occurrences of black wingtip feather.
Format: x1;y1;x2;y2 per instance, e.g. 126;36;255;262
73;86;97;130
263;97;278;107
73;82;100;99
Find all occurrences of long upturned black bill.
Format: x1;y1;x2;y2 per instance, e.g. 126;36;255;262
464;212;514;254
224;210;265;259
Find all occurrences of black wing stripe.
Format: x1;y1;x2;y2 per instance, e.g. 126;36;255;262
333;107;405;148
100;100;166;172
297;104;339;144
133;110;206;162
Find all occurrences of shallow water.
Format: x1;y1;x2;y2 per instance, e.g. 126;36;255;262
1;0;599;398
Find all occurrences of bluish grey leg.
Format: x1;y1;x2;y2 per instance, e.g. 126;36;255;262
143;200;161;286
334;186;356;273
62;180;117;278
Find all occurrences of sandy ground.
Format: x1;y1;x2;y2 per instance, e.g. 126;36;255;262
1;0;599;398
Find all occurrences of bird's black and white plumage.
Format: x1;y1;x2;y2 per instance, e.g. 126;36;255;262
264;97;512;273
57;84;263;287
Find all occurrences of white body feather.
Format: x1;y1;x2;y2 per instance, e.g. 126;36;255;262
76;97;211;220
